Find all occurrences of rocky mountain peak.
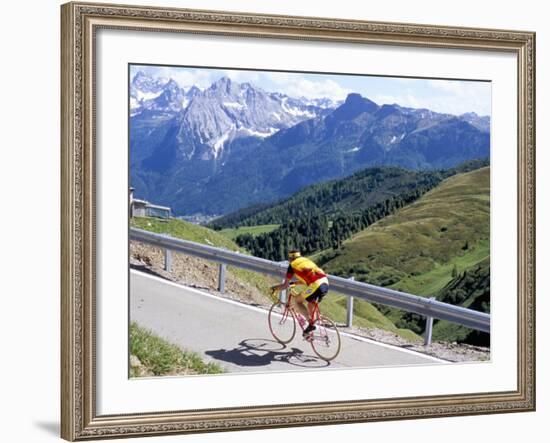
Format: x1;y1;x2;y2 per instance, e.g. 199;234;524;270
328;93;379;122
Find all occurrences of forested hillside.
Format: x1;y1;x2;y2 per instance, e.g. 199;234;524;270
432;258;490;346
212;160;488;262
211;167;441;229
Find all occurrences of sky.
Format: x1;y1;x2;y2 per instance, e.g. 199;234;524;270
131;64;491;116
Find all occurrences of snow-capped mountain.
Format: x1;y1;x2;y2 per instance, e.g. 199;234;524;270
130;72;168;114
173;77;331;160
300;97;342;109
130;72;198;117
130;72;333;161
131;71;168;98
129;72;490;216
459;112;491;132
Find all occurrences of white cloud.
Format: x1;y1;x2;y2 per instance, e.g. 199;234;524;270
427;80;491;115
370;92;423;109
268;74;351;101
393;78;418;85
132;65;215;90
221;70;261;84
428;79;465;94
162;68;214;90
373;81;491;116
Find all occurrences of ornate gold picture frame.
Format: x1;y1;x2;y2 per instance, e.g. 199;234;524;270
61;1;535;440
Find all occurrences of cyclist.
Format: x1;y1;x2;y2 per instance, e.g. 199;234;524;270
272;250;329;336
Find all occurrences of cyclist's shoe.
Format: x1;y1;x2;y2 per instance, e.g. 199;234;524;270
303;324;316;336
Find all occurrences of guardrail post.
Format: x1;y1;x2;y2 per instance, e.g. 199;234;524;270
218;263;227;293
164;248;172;272
346;276;355;328
424;297;435;346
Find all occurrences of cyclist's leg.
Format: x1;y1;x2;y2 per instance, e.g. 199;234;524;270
306;283;329;324
301;283;326;334
300;284;319;325
306;299;317;324
293;293;310;320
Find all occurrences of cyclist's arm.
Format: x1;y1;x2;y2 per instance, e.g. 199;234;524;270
272;266;294;291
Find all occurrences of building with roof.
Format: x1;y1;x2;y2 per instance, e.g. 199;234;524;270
129;188;171;219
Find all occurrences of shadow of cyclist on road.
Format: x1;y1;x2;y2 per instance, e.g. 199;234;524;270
205;338;330;369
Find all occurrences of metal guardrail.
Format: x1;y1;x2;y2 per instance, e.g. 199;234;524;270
130;228;491;343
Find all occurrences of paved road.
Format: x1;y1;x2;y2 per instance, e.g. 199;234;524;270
130;271;444;373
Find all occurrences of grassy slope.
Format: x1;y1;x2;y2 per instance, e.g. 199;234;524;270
219;224;280;241
130;217;273;295
132;217;240;250
319;167;489;341
324;167;490;295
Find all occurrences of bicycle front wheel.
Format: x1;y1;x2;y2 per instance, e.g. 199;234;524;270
268;302;296;344
310;316;341;361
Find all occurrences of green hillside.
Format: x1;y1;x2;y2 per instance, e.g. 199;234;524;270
227;169;448;262
210;159;488;230
210;166;445;228
322;167;489;291
219;224;279;241
211;160;489;262
132;216;240;250
321;167;490;342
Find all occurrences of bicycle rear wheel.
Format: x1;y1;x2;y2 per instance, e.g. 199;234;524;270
309;315;341;361
268;302;296;344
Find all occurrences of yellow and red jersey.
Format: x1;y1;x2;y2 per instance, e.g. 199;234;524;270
286;256;327;286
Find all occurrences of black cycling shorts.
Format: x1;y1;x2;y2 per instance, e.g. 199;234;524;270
305;283;329;302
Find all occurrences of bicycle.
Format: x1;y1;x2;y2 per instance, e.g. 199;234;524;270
268;283;341;362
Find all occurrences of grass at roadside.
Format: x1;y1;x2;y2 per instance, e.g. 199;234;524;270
129;322;224;377
131;217;239;250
